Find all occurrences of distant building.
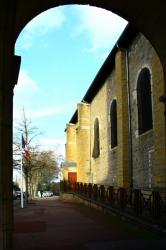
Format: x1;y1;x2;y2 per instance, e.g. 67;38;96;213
62;24;166;190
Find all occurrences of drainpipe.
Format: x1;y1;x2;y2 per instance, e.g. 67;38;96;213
89;104;93;183
116;44;133;188
125;49;133;189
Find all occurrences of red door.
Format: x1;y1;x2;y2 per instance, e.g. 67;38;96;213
68;172;77;190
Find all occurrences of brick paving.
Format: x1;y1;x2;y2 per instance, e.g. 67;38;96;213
13;196;165;250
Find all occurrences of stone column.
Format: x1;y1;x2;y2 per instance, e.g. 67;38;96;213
0;79;14;250
0;1;20;249
0;55;20;250
65;123;77;163
115;49;130;188
77;102;90;183
63;123;77;181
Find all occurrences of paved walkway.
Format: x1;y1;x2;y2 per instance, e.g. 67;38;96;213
13;196;166;250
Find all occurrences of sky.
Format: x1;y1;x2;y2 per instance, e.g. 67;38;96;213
14;5;127;158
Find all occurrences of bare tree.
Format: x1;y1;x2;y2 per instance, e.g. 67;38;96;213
13;109;42;199
13;109;58;199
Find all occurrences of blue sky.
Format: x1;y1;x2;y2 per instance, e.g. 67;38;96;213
14;5;127;157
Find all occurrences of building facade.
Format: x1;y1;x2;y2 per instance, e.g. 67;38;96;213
62;24;166;190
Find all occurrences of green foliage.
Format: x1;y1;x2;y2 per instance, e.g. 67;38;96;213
31;150;57;185
13;181;20;191
50;182;60;193
37;181;60;193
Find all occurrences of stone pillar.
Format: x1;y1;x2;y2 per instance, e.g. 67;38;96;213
63;123;77;181
65;123;77;163
115;49;130;188
77;102;90;183
0;55;20;249
0;1;20;249
0;81;14;250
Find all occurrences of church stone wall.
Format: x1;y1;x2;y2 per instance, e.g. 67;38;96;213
128;34;166;189
107;70;118;186
77;102;91;183
64;32;166;190
152;50;166;188
90;84;109;184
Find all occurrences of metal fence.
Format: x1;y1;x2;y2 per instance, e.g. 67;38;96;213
60;181;166;229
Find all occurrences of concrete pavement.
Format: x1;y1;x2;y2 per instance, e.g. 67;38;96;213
13;196;165;250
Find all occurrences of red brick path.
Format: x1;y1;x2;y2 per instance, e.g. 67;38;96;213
13;197;165;250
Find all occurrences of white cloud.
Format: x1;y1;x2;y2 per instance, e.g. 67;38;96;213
30;102;76;118
40;138;65;146
17;7;65;49
75;5;128;51
13;69;39;120
26;8;65;34
30;107;62;118
14;101;76;121
39;138;65;157
13;109;21;120
13;68;76;120
14;69;38;93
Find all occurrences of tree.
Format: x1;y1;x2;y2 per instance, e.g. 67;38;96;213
28;150;57;196
13;109;41;198
13;108;41;169
13;181;20;191
13;109;58;198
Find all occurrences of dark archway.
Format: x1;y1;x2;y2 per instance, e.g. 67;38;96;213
13;0;166;80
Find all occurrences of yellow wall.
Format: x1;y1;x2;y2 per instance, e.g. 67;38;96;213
64;34;166;190
65;123;77;162
90;84;109;184
115;49;130;188
77;102;90;183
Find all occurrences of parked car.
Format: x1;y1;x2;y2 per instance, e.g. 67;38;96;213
15;190;21;199
14;191;27;199
43;191;53;197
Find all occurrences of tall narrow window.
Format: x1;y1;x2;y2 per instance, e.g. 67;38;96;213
110;99;117;148
137;68;153;134
92;118;100;158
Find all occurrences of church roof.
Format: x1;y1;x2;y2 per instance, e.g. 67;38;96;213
69;23;138;124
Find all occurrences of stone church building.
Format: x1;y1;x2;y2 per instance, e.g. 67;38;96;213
61;24;166;191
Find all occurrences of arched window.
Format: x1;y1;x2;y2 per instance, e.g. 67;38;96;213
110;99;117;148
137;68;153;135
92;118;100;158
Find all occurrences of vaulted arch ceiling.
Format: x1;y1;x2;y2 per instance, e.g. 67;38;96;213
14;0;166;78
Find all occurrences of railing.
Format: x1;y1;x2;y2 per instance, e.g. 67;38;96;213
60;181;166;229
